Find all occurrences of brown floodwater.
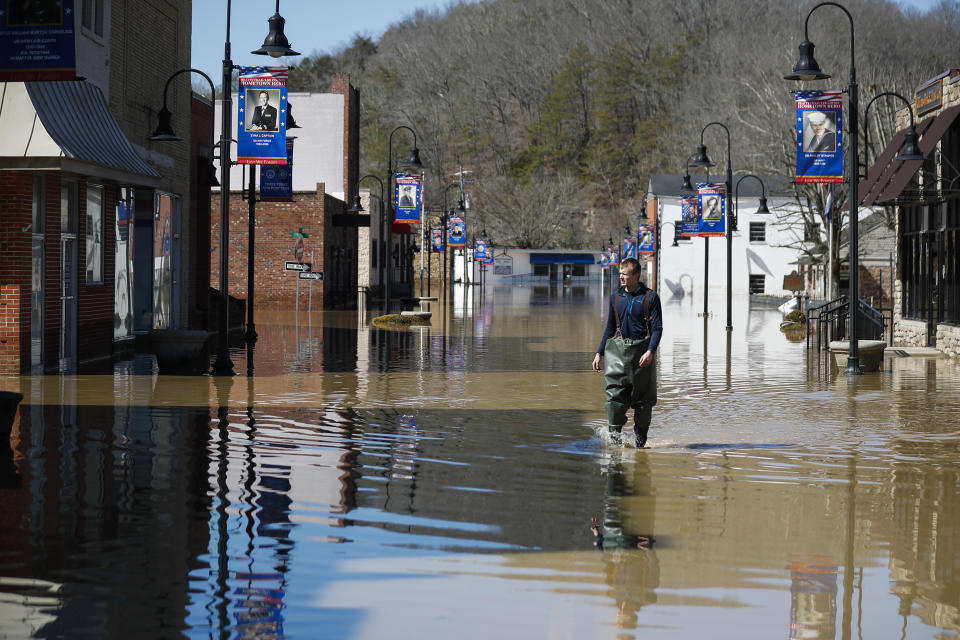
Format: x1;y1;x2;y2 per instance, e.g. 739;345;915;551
1;283;959;639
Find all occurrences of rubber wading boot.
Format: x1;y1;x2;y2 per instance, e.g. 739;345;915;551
608;426;624;445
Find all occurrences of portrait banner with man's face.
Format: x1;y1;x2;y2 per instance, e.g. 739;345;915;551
638;224;655;254
697;183;726;237
237;67;288;165
681;197;699;238
795;90;844;183
394;173;422;224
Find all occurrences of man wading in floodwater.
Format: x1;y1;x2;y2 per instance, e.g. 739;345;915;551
592;257;663;447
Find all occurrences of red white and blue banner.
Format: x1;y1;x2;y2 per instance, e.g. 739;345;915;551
448;216;465;248
600;252;610;270
238;67;288;165
795;90;844;183
622;236;637;259
0;0;76;81
260;138;294;200
638;224;655;254
681;197;699;238
697;183;726;237
394;174;422;224
607;247;619;266
474;238;488;261
431;228;444;252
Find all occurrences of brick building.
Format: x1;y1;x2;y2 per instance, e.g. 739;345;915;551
212;74;361;311
859;69;960;356
0;0;198;374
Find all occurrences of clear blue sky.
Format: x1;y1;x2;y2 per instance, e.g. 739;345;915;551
190;0;463;84
191;0;942;85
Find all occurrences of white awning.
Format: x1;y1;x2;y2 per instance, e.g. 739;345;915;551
0;81;160;187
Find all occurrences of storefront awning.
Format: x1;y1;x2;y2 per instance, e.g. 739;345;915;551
0;81;160;186
856;105;960;207
529;253;596;265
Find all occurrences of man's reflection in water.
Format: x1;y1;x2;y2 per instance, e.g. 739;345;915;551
590;450;660;630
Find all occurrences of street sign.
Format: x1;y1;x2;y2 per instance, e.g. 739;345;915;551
298;271;323;280
294;237;305;262
286;261;311;271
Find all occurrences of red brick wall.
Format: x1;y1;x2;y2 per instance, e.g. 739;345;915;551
212;182;359;310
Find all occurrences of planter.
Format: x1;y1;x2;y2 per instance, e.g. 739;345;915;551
828;340;887;372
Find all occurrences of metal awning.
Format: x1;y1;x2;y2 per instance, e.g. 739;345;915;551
0;81;160;186
856;105;960;207
529;253;596;265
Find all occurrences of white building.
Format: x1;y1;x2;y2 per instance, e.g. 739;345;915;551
646;174;810;305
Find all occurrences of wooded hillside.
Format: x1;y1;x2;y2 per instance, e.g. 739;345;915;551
289;0;960;250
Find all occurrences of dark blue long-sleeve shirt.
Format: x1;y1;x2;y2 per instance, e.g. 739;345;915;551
597;285;663;355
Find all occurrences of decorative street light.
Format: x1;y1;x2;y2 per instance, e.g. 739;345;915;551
784;1;863;374
157;1;299;375
863;92;925;164
690;122;734;332
385;126;424;313
348;175;385;304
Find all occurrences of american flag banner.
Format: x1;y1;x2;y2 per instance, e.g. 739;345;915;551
238;67;289;165
795;90;844;183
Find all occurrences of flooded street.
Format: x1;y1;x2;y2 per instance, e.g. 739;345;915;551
2;283;960;639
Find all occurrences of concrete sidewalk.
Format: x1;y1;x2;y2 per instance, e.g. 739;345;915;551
885;346;945;357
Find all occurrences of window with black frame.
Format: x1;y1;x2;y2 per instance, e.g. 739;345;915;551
900;204;926;320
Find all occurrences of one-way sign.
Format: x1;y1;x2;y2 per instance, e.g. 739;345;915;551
286;261;312;271
298;271;323;280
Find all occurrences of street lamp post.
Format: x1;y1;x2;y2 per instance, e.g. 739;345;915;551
348;175;385;306
156;1;298;376
784;1;863;374
385;126;423;313
734;176;772;297
690;122;734;332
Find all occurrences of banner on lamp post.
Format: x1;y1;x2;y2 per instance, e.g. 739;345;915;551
237;67;288;165
795;90;844;183
474;239;488;261
638;224;655;254
622;236;637;259
431;228;444;252
697;183;726;237
394;174;422;224
0;0;76;81
607;247;619;266
260;138;294;200
448;216;465;248
681;197;699;238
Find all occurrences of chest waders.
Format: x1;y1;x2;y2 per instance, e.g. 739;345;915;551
603;290;657;446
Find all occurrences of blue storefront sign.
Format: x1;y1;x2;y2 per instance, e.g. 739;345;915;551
0;0;76;81
260;139;294;200
238;67;288;165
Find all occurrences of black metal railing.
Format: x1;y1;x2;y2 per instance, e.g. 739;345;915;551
806;296;892;350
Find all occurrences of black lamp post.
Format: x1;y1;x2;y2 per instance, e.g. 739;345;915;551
157;1;299;376
690;122;734;332
785;1;862;374
385;126;424;313
734;176;772;264
349;175;385;304
681;152;712;319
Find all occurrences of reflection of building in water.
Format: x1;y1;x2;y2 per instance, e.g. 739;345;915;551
594;452;659;630
788;559;837;640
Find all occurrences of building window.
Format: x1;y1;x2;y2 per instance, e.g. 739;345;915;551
749;274;765;294
82;0;104;36
572;264;586;277
85;184;103;285
749;222;766;243
533;264;549;277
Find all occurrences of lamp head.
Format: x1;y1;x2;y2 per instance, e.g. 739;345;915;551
456;199;467;214
150;106;182;141
896;127;925;162
404;146;424;171
757;196;771;215
784;39;830;81
690;144;714;168
251;13;301;57
680;172;695;194
348;194;365;214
